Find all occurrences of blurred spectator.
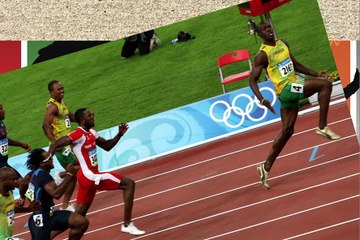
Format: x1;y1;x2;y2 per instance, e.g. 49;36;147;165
121;30;160;59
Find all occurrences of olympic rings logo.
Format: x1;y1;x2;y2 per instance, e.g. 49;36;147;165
209;87;277;128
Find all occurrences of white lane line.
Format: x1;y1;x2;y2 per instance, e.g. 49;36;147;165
14;132;357;222
87;149;359;215
15;153;359;239
18;118;353;221
71;150;360;219
204;195;359;240
282;218;360;240
69;174;360;240
136;118;352;183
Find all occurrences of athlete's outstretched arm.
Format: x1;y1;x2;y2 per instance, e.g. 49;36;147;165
96;123;128;151
49;136;73;156
8;138;31;152
44;172;76;199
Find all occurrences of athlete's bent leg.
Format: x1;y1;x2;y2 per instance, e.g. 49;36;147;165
75;203;92;217
304;78;332;129
67;212;89;240
118;176;135;226
264;107;299;172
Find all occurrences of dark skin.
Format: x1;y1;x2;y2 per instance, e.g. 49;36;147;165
250;22;333;172
41;81;77;209
42;82;76;144
49;109;136;226
0;104;32;206
0;167;38;213
35;151;88;240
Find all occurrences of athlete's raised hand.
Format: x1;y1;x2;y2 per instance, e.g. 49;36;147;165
22;143;32;152
262;99;276;115
119;123;129;136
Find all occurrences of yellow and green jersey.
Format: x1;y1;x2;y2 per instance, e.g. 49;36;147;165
0;192;15;239
48;98;71;140
260;39;297;95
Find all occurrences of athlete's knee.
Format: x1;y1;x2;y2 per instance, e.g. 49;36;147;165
79;217;89;232
69;213;89;232
120;177;135;190
322;79;332;91
127;178;136;190
282;126;294;137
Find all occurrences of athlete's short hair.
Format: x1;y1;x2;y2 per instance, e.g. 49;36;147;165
48;80;60;91
26;148;46;171
75;108;88;124
0;167;14;179
256;21;268;34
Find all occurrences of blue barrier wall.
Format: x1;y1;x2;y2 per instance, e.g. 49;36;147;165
9;81;280;197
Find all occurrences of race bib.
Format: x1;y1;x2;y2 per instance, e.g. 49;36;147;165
50;206;54;216
277;58;293;77
65;115;71;128
25;183;35;202
7;209;14;226
62;146;71;156
0;138;9;156
88;148;98;167
33;214;44;227
290;83;304;93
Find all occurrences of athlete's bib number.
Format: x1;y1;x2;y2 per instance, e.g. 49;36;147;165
25;183;35;202
88;148;98;167
33;214;44;227
7;209;14;226
290;83;304;93
65;115;71;128
0;138;9;156
62;147;71;156
277;58;293;77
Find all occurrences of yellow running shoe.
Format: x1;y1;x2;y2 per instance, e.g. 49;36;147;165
316;126;341;140
257;163;270;189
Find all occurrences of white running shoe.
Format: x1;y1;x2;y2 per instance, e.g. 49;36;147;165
257;163;270;189
121;222;145;235
60;204;75;212
316;126;341;140
54;171;64;186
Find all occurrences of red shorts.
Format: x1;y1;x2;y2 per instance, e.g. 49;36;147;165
76;170;123;204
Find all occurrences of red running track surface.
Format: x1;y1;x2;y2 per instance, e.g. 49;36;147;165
13;102;359;240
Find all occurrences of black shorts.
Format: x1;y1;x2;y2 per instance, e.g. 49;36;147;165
138;41;151;55
121;40;139;58
121;33;151;58
28;210;71;240
0;161;22;179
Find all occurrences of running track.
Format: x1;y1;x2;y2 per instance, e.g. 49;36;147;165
13;102;359;239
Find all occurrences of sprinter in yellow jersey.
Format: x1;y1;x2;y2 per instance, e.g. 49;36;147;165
250;22;341;189
42;80;77;211
0;167;37;240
